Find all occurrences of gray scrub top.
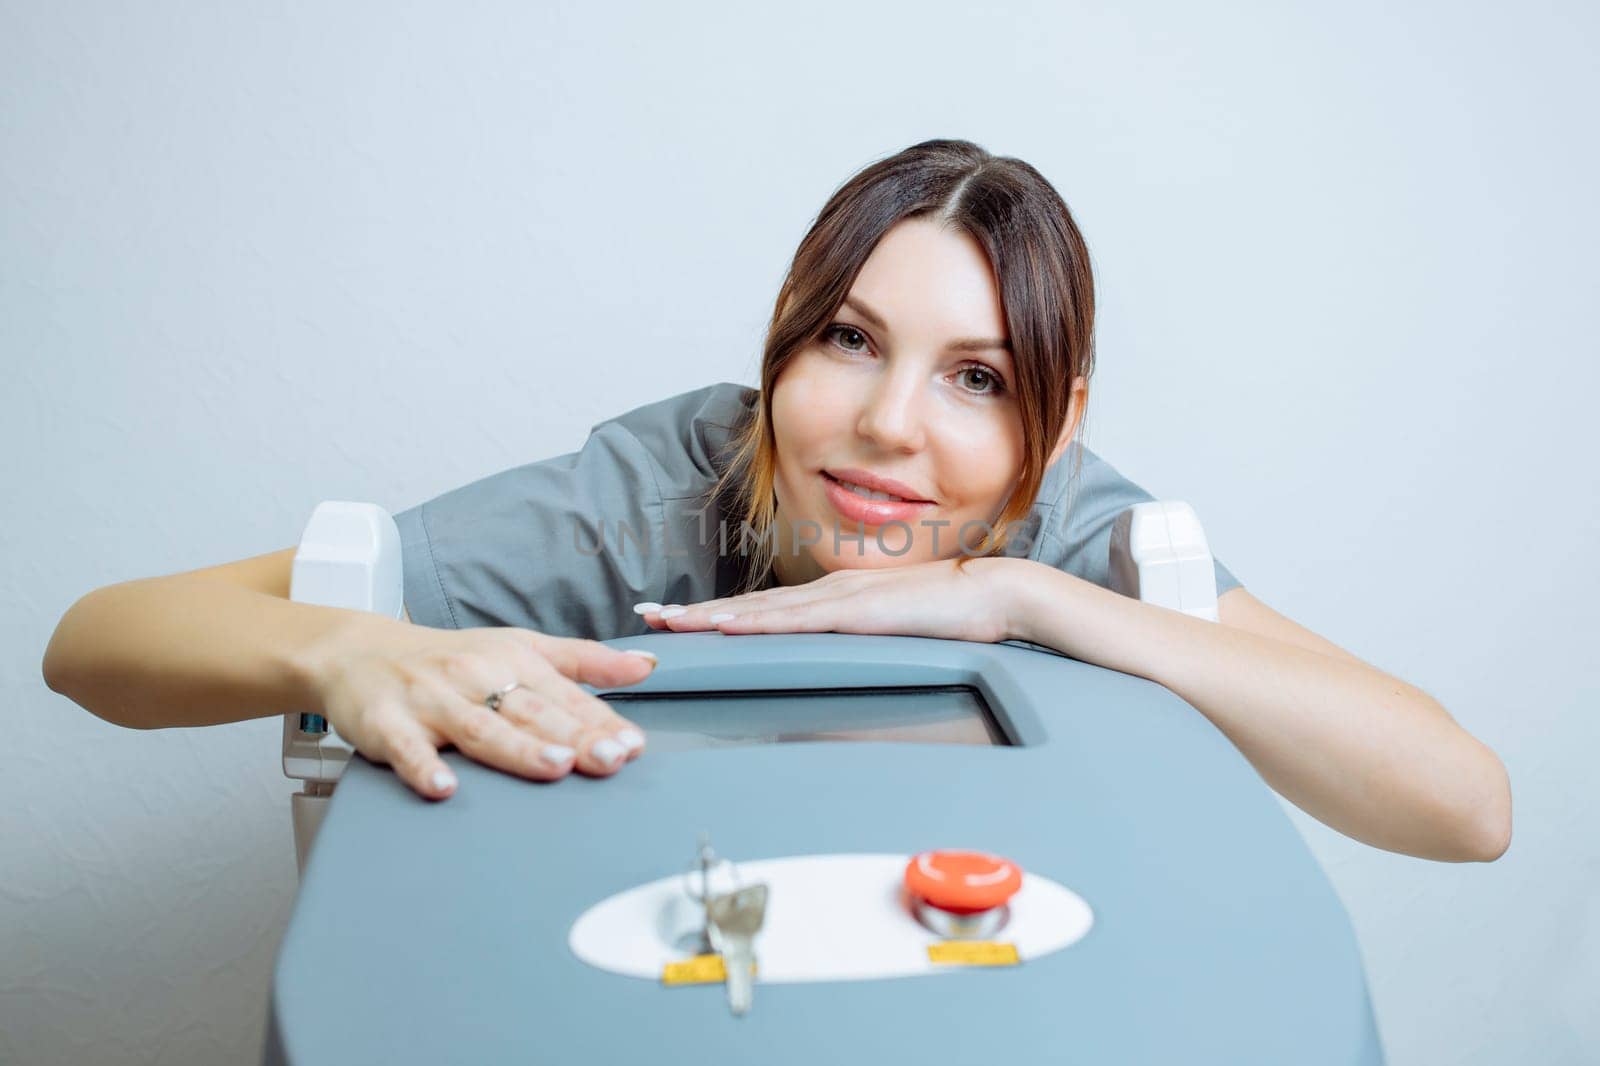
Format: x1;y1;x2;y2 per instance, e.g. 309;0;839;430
393;381;1243;637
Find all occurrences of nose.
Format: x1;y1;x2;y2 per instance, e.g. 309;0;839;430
855;369;927;453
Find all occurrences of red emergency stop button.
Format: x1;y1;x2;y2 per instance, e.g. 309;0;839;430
904;850;1023;914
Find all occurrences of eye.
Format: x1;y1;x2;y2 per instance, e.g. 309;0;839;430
957;365;1006;396
822;323;1008;398
822;323;870;355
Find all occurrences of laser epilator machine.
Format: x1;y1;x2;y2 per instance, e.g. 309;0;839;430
261;500;1383;1065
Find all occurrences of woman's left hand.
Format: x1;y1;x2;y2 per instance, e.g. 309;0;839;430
635;556;1022;644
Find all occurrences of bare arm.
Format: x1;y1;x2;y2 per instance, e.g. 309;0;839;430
41;549;404;729
41;545;661;800
1004;563;1512;863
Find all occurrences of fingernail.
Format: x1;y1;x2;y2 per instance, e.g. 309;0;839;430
709;613;736;623
658;606;687;619
632;602;662;615
592;737;627;767
623;648;659;664
432;768;456;791
541;744;576;766
616;728;645;752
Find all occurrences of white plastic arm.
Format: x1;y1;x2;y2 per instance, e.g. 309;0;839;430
281;500;405;784
1108;501;1220;623
281;501;403;878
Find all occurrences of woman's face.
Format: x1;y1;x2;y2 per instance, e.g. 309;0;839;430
768;218;1079;585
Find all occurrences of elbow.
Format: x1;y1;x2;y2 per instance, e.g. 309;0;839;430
1469;801;1513;865
42;627;73;696
42;609;132;729
42;591;93;696
1464;814;1511;864
1458;749;1513;863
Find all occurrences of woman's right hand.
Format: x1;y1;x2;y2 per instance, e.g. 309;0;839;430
307;618;658;800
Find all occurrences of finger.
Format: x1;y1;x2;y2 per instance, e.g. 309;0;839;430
631;602;677;631
713;598;855;634
702;572;847;614
493;647;649;772
540;676;651;773
363;705;457;800
675;582;812;616
489;679;644;776
514;641;654;757
662;586;838;631
632;601;665;628
568;719;642;777
426;645;645;781
428;691;586;782
523;631;662;687
655;594;777;629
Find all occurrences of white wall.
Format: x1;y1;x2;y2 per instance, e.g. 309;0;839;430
5;1;1595;1062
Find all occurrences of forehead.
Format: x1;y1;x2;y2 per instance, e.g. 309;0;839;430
848;219;1007;341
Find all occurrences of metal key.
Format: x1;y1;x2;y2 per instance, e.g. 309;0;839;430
682;833;737;957
707;882;768;1017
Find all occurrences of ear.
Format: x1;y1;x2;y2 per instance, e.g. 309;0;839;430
1046;376;1089;467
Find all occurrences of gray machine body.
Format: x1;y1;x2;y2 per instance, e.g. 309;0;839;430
264;632;1383;1064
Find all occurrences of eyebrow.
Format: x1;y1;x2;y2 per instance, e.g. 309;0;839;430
842;295;1012;353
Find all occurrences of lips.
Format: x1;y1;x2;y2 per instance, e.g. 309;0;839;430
820;471;936;526
822;468;931;503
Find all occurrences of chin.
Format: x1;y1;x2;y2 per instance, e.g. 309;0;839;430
819;551;918;572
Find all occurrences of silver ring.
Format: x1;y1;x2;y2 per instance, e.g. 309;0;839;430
484;680;524;713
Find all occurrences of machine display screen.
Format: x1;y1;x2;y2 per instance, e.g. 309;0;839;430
597;685;1009;750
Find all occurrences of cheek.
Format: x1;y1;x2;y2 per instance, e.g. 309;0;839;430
936;419;1025;507
772;359;849;464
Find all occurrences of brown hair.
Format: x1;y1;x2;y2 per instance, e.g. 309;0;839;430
710;138;1096;595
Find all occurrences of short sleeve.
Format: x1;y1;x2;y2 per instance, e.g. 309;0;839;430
392;420;663;639
1028;444;1243;599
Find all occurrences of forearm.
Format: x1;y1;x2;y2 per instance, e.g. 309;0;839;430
1004;561;1510;863
42;575;393;730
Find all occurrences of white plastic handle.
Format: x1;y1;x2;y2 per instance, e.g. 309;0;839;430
282;501;404;782
1108;501;1219;622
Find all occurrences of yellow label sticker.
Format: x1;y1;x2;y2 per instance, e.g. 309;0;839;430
927;940;1021;966
661;954;758;986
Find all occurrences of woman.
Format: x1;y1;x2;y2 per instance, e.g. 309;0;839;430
43;139;1511;863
